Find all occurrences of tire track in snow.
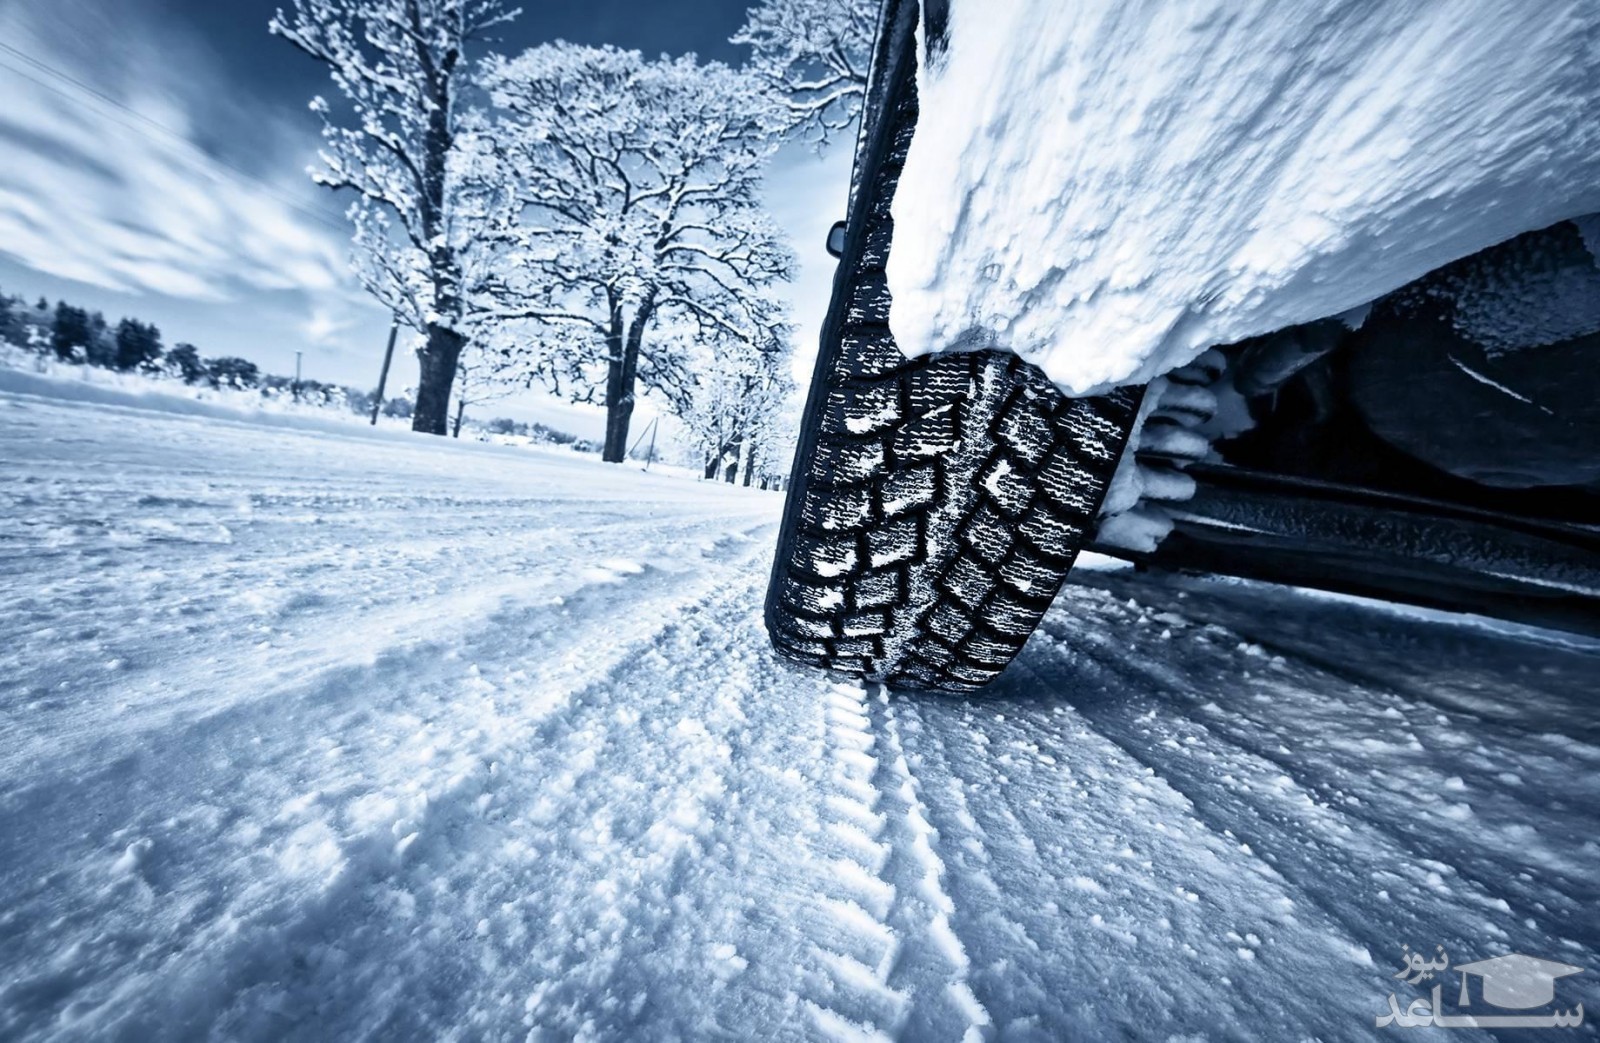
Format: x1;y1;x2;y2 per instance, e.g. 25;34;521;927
0;527;784;1041
1036;615;1600;966
908;660;1385;1041
866;689;993;1042
487;582;771;1041
0;519;776;784
889;699;1056;1035
800;681;905;1042
245;557;789;1042
2;503;765;662
799;681;991;1042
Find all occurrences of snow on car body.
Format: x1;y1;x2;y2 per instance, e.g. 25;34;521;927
888;0;1600;396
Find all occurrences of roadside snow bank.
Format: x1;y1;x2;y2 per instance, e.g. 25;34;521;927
887;0;1600;395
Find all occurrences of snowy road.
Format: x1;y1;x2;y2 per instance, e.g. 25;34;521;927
2;385;1597;1041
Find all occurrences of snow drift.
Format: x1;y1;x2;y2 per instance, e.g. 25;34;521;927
886;0;1600;395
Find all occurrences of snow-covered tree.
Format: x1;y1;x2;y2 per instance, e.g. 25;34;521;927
20;298;53;354
477;45;795;463
732;0;876;144
206;356;261;389
0;292;21;347
270;0;519;436
51;303;91;363
84;314;116;369
167;343;207;385
114;319;163;372
680;318;795;484
448;346;517;437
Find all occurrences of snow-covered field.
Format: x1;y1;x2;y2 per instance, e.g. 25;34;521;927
3;382;1597;1041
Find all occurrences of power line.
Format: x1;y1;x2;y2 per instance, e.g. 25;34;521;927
0;39;351;234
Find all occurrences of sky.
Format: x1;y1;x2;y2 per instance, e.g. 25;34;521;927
0;0;850;439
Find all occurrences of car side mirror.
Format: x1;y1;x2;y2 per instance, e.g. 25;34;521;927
825;220;847;259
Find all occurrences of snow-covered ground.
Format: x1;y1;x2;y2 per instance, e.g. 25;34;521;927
888;0;1600;395
0;352;410;441
3;382;1597;1041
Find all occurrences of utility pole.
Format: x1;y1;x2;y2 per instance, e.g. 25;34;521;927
370;322;399;425
627;416;660;471
293;350;303;402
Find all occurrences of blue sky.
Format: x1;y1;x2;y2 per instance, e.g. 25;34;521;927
0;0;848;437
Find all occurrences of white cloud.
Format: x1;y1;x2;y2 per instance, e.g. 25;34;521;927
0;0;355;306
302;299;362;346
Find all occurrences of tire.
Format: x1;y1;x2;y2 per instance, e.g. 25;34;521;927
764;1;1142;693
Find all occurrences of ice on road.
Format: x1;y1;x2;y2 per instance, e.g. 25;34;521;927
2;385;1597;1041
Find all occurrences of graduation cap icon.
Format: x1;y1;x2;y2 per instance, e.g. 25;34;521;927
1455;953;1583;1009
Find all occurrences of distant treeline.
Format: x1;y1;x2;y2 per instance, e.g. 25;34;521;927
483;417;601;455
0;287;416;418
0;287;607;451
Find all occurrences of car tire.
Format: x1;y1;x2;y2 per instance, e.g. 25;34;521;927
764;3;1141;692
